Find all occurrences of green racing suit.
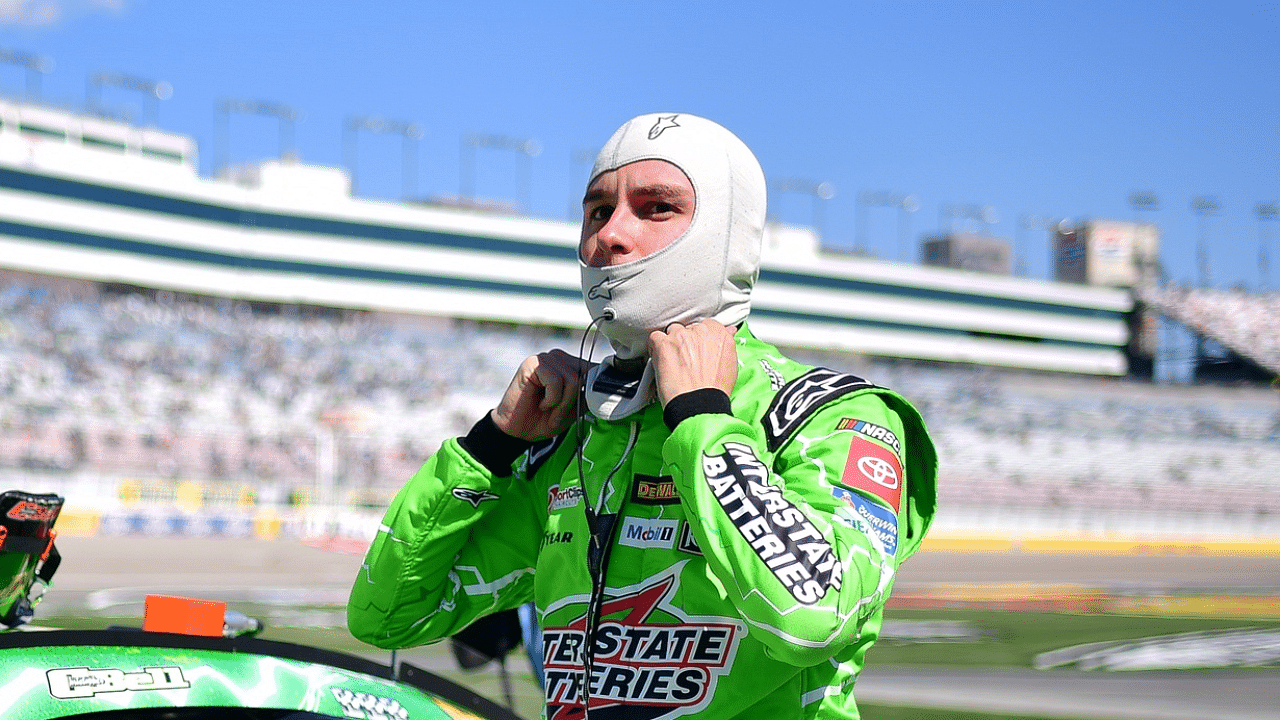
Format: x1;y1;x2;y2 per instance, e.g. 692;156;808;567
348;325;938;719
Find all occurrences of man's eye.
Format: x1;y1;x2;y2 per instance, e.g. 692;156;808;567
651;202;675;215
588;205;614;222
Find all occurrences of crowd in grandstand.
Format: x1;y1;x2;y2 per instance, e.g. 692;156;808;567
0;272;551;505
2;270;1278;537
1140;284;1280;374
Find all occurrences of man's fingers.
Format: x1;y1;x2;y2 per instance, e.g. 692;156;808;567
533;349;590;410
493;349;594;440
534;362;566;410
649;319;739;406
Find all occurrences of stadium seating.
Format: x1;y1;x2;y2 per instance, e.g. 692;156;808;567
2;271;1278;540
1139;284;1280;374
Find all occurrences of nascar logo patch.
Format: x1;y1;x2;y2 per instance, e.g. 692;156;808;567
836;417;902;458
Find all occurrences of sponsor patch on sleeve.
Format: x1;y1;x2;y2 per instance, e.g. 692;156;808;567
838;434;903;514
836;417;902;458
831;486;899;555
763;369;874;452
703;442;842;605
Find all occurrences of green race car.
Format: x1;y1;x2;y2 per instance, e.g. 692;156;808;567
0;491;520;720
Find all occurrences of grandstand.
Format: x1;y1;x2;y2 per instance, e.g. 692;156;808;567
0;94;1134;377
3;268;1278;543
1139;284;1280;380
0;91;1277;544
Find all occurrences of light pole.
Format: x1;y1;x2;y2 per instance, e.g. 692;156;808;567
1130;192;1161;286
1259;202;1279;292
772;178;836;245
343;116;425;199
215;99;302;176
1192;196;1221;288
856;191;917;260
87;72;172;126
0;49;53;100
460;133;542;214
1130;192;1160;217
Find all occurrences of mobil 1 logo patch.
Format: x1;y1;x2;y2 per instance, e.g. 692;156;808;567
618;517;678;550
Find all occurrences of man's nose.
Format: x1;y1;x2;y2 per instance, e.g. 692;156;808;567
595;210;638;260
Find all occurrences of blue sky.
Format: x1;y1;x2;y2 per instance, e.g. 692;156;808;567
1;0;1276;290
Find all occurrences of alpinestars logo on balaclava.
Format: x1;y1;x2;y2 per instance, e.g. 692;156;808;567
580;113;767;359
647;115;680;139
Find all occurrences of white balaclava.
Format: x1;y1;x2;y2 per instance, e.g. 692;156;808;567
580;113;767;360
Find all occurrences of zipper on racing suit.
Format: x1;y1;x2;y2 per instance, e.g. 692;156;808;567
577;421;640;716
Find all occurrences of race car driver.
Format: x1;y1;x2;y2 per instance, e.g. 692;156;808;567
348;112;938;719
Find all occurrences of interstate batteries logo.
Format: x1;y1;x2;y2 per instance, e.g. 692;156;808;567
542;574;744;720
703;442;842;605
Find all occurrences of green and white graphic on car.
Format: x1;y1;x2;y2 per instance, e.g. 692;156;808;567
0;642;479;720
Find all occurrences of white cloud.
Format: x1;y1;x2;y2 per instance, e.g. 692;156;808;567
0;0;63;26
0;0;127;26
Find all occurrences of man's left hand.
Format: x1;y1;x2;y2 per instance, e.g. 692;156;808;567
649;319;739;408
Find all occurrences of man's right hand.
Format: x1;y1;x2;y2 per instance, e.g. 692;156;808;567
490;349;594;442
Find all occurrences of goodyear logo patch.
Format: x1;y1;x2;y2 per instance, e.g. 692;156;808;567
541;530;574;550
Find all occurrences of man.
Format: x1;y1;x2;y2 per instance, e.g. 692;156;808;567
349;113;937;719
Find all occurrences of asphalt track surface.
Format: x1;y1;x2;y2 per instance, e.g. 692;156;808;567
894;548;1280;590
43;536;1280;720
